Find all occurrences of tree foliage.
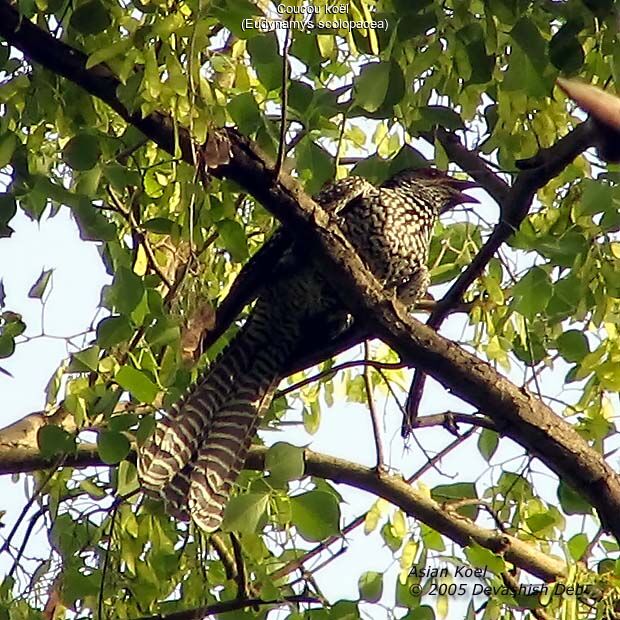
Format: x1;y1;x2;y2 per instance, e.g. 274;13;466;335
1;0;620;619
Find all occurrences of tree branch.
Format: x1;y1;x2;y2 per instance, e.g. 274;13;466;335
411;411;497;432
0;430;569;584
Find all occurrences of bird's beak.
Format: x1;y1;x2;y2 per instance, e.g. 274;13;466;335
444;178;479;211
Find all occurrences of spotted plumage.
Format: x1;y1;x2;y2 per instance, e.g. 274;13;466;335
138;167;477;532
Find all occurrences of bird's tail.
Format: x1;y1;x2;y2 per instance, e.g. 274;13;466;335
188;375;279;531
144;374;279;532
137;299;275;490
137;296;300;531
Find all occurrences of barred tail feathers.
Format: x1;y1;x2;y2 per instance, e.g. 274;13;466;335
184;322;300;531
137;301;274;493
189;380;278;532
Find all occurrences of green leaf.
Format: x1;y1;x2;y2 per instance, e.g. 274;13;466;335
96;315;133;348
27;269;53;299
62;134;101;170
291;490;340;542
354;61;391;112
0;43;9;69
549;21;584;74
86;39;133;69
69;345;100;372
216;219;248;262
510;17;546;68
557;480;592;515
358;571;383;603
150;12;184;37
381;522;402;552
0;194;17;238
70;0;111;35
247;33;278;62
210;0;258;38
145;317;180;347
136;415;156;446
395;578;421;609
464;542;506;574
289;80;315;117
108;413;138;432
72;198;116;241
0;132;17;168
143;218;177;235
228;92;263;135
296;139;335;195
503;44;550;98
397;9;437;41
416;105;466;131
265;442;305;482
110;267;145;314
402;606;435;620
512;267;552;319
103;163;141;190
459;26;495;84
420;523;445;551
0;312;25;338
431;483;478;520
98;430;131;464
246;34;281;90
222;493;269;533
302;400;321;435
115;365;158;403
567;532;588;560
556;330;589;363
79;479;106;498
526;512;556;533
478;428;499;461
383;61;406;109
37;425;75;458
578;179;614;216
117;460;139;497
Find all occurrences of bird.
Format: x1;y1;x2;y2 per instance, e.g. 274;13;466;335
137;167;478;532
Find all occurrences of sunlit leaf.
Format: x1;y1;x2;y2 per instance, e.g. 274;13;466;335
115;365;158;403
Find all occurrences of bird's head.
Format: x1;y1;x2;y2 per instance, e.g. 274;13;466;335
383;167;479;214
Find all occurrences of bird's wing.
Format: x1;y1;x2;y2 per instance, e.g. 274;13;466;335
313;176;377;214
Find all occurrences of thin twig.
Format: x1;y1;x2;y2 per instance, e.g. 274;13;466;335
276;358;405;399
274;27;291;179
411;411;496;432
98;498;122;620
230;533;249;599
8;507;46;579
0;454;65;554
106;188;173;289
362;341;384;469
579;526;603;563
